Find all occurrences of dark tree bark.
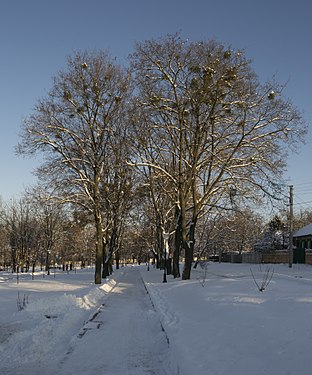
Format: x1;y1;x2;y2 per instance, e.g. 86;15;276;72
173;206;181;278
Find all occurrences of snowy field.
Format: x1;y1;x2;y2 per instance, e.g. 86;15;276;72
1;262;312;374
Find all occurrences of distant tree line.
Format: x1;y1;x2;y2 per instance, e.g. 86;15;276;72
1;195;312;276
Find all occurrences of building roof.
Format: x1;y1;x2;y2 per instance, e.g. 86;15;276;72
293;223;312;238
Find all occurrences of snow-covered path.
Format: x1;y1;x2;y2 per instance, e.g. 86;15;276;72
3;263;312;374
56;267;177;375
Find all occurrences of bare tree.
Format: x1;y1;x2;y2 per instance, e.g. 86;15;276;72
17;51;131;284
101;128;135;277
26;188;68;273
3;198;40;273
0;201;10;270
197;208;263;260
129;34;306;279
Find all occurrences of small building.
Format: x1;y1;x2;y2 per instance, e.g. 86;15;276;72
293;223;312;249
291;223;312;264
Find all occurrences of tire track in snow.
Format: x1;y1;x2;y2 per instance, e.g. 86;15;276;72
141;277;179;330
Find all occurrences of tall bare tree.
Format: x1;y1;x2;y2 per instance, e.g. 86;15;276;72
101;125;135;277
130;34;306;279
18;51;131;284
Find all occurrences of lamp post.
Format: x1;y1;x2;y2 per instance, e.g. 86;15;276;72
163;232;170;283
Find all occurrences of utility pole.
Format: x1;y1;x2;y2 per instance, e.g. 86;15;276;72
289;185;293;268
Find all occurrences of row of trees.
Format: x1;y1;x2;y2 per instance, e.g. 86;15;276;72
0;195;93;273
16;34;306;283
2;192;312;276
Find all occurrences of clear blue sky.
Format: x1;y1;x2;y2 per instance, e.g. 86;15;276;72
1;0;311;211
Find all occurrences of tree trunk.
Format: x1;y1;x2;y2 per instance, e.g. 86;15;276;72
95;231;103;284
182;241;192;280
156;220;163;269
181;198;198;279
102;239;109;278
115;249;120;269
180;193;192;280
102;262;109;278
183;179;199;277
109;260;113;275
173;206;181;278
166;257;172;275
103;227;117;278
45;249;50;275
189;215;197;270
155;253;160;269
94;172;103;284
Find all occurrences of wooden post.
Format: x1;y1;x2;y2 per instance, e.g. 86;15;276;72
289;185;293;268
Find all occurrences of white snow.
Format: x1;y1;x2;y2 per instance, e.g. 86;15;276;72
1;263;312;374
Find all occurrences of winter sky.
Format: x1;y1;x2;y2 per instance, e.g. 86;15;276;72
0;0;311;210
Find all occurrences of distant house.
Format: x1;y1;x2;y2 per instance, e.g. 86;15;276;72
293;223;312;249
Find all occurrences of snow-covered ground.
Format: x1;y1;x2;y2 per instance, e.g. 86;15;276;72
1;262;312;374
